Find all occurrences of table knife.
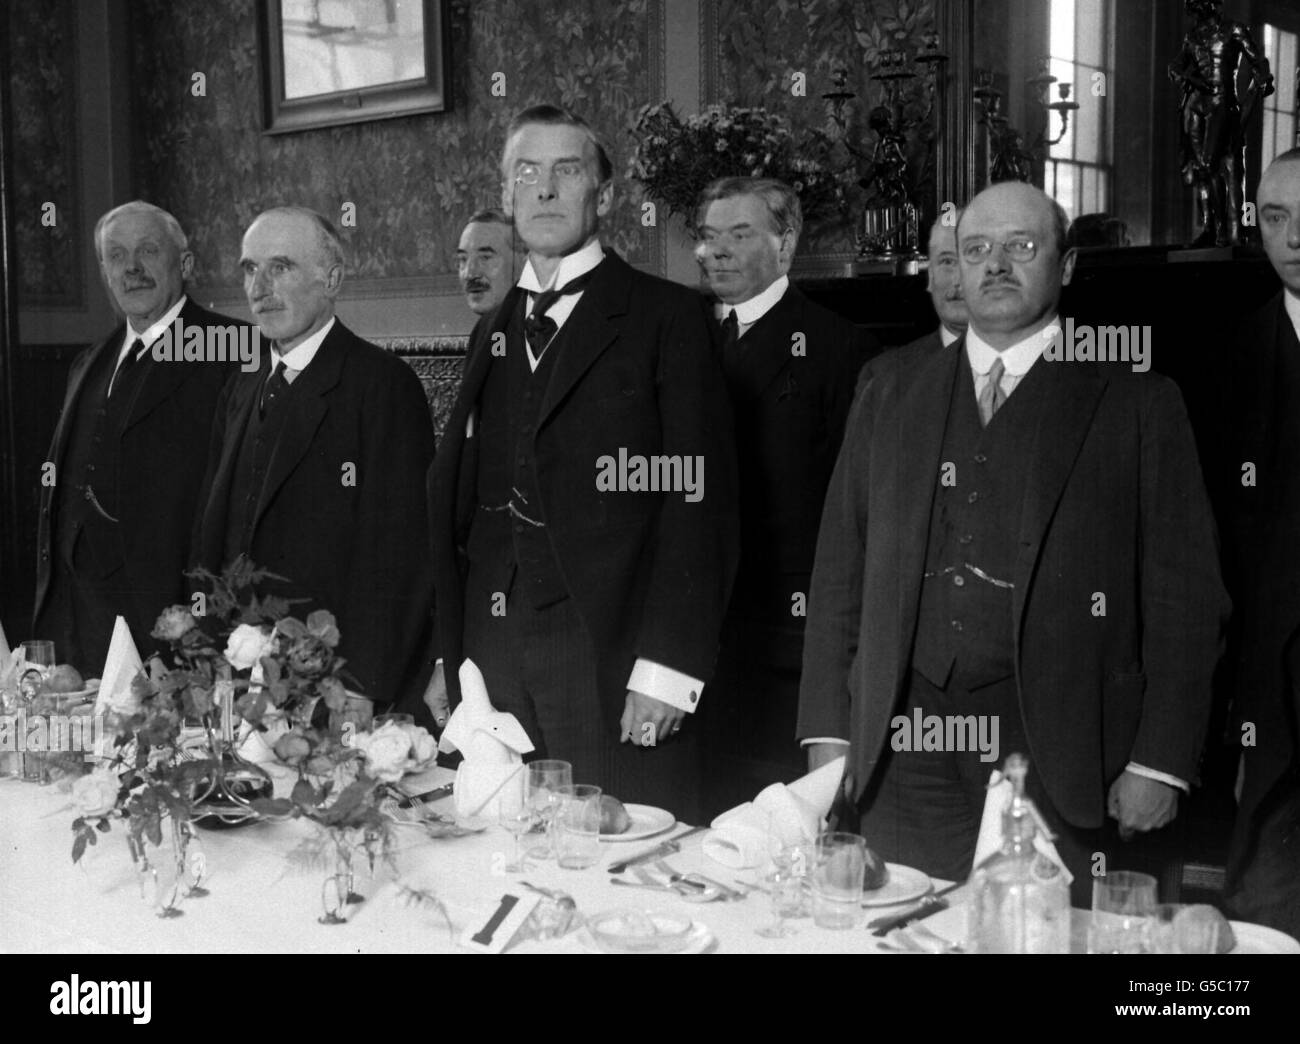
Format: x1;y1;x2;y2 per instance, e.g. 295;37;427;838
867;881;963;935
607;825;708;874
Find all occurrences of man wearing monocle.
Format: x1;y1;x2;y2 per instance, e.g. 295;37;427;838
798;181;1229;903
192;206;435;709
414;105;738;819
694;176;874;814
33;201;241;673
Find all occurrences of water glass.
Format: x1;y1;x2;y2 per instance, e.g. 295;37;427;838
496;767;535;873
1144;904;1223;954
811;831;868;929
554;784;602;869
1087;870;1158;954
525;759;572;858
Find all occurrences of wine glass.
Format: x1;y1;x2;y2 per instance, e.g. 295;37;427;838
525;759;572;859
755;861;803;938
497;767;535;873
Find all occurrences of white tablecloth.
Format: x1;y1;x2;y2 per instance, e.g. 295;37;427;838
0;769;955;954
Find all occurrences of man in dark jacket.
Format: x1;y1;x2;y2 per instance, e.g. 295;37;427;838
194;207;434;708
34;201;242;672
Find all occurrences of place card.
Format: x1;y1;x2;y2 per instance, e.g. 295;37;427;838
458;891;542;954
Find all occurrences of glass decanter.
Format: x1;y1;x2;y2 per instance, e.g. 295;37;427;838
967;753;1070;954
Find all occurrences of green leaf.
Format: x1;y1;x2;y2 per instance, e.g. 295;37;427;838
72;832;88;864
291;778;318;808
96;818;111;833
251;797;294;817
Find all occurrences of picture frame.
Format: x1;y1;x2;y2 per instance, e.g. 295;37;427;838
257;0;449;134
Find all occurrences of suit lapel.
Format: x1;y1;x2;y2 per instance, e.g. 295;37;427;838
1011;354;1107;635
894;341;962;665
120;302;217;435
535;253;630;429
254;322;349;531
738;285;804;399
49;331;120;469
201;363;262;563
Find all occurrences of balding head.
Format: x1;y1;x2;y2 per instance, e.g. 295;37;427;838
1258;149;1300;297
957;182;1075;349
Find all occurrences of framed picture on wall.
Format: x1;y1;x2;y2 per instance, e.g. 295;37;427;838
257;0;449;133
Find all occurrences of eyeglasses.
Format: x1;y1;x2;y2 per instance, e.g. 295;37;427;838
961;237;1039;263
514;160;586;186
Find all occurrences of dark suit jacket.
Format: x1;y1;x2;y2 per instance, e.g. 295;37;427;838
425;249;739;716
854;327;949;399
194;318;435;707
797;333;1230;828
34;298;241;650
717;284;875;669
1220;294;1300;872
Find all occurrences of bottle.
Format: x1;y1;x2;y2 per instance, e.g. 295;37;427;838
967;753;1070;953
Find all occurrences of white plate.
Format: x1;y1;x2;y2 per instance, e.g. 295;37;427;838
861;863;933;908
585;917;716;954
1229;921;1300;954
600;804;677;843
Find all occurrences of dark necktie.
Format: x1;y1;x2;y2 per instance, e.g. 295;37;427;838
523;267;598;361
260;362;288;416
719;309;741;372
109;338;145;398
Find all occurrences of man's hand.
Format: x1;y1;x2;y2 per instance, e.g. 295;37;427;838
620;689;684;746
1107;771;1179;839
422;661;450;728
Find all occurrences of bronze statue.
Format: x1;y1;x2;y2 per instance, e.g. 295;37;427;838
1168;0;1273;247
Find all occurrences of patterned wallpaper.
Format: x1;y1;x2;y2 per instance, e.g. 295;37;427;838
705;0;937;256
129;0;662;291
9;0;81;307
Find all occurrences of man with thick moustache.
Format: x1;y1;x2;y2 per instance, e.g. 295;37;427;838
194;207;434;709
694;176;874;813
1221;148;1300;936
456;209;519;317
34;201;241;672
798;181;1228;902
414;105;738;818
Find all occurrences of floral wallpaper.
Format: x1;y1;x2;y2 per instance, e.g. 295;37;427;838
9;0;80;306
130;0;660;290
706;0;937;255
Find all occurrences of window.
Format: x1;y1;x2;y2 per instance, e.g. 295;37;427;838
1045;0;1113;220
1262;25;1297;169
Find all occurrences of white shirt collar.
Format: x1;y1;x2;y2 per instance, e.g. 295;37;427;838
518;238;605;294
273;315;336;374
939;324;962;348
716;275;790;327
965;317;1061;377
1284;290;1300;343
121;295;187;358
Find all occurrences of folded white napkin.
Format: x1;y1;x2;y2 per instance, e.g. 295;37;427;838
94;617;142;714
438;659;534;818
703;757;846;869
971;769;1074;883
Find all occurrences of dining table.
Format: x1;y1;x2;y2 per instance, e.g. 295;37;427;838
0;766;972;955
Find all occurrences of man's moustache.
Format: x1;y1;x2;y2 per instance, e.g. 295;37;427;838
464;280;490;292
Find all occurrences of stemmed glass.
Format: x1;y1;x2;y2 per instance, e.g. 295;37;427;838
525;760;572;859
18;640;56;784
497;766;535;873
755;816;805;938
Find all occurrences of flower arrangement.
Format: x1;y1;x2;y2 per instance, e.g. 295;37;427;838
627;102;845;232
67;559;434;884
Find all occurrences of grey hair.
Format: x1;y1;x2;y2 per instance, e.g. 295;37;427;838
94;201;188;259
695;176;803;243
254;206;345;271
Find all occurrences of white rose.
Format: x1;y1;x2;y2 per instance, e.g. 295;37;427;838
224;624;274;672
71;769;121;819
402;723;437;765
357;722;413;783
101;683;143;717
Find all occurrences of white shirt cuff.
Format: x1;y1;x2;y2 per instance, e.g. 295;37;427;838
1125;762;1189;793
627;659;704;713
800;737;851;748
